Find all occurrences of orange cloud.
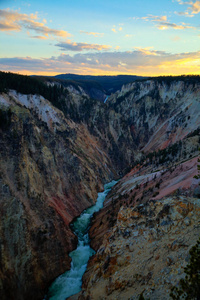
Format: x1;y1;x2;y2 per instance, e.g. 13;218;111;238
80;31;104;37
142;14;195;30
111;25;123;33
176;0;200;17
175;11;194;17
55;41;112;51
29;35;47;40
134;47;159;56
0;9;70;38
189;1;200;14
0;49;200;76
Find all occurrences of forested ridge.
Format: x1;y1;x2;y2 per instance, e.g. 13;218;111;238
0;71;69;112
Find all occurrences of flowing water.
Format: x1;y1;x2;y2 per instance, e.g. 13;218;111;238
47;180;117;300
104;95;109;103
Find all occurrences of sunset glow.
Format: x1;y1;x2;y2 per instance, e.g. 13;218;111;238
0;0;200;76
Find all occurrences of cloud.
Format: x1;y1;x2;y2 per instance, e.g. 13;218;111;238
189;1;200;14
29;35;47;40
143;14;195;30
0;9;70;38
0;57;46;70
134;47;160;56
176;0;200;17
1;48;200;76
157;22;193;30
142;15;167;22
80;30;104;37
111;25;123;33
55;41;111;52
171;35;181;41
175;11;194;17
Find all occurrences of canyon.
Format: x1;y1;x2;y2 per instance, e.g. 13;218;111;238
0;72;200;299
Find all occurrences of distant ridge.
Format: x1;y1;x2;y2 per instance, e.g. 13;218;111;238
54;74;145;94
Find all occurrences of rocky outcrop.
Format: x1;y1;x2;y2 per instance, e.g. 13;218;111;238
81;124;200;299
89;132;200;250
81;195;200;300
107;78;200;152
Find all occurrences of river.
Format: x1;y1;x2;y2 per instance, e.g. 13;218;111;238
104;95;109;103
46;180;117;300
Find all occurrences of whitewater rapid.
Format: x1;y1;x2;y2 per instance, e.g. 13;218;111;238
47;180;117;300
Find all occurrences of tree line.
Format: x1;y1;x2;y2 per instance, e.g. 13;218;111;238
0;71;69;112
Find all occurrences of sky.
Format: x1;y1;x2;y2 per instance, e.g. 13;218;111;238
0;0;200;76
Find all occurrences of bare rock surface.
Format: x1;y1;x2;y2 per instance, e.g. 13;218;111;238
0;92;116;299
81;195;200;300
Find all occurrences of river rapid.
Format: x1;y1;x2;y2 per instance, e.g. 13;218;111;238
47;180;117;300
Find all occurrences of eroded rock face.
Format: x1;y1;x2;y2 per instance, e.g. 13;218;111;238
89;137;200;252
0;179;76;300
81;196;200;300
107;79;200;152
82;110;200;299
0;94;117;299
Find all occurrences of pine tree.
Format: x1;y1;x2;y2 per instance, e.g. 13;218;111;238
170;237;200;300
193;159;200;180
193;147;200;181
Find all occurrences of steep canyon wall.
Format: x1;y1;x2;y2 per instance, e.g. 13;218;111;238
0;75;200;299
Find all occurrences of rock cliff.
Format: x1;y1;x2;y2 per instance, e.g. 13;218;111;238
81;195;200;300
0;91;117;299
80;77;200;299
107;77;200;152
80;133;200;300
